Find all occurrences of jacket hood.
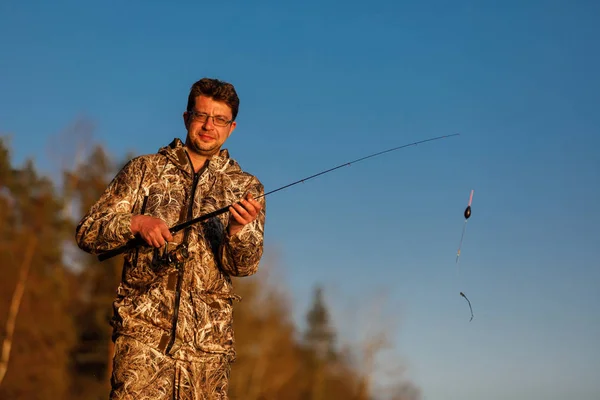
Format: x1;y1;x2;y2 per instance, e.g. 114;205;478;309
158;138;238;176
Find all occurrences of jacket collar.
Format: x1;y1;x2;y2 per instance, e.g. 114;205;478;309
158;138;234;176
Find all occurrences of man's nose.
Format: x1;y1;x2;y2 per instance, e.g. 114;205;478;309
202;116;215;129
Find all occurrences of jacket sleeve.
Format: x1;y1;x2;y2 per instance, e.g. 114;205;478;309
219;180;266;277
75;158;144;255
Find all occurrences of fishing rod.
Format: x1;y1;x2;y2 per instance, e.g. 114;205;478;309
97;133;460;262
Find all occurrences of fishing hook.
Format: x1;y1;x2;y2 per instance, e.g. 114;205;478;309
460;292;474;322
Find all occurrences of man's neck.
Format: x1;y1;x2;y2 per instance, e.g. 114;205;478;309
184;148;209;173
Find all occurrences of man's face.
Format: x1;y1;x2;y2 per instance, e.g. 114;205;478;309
183;95;237;159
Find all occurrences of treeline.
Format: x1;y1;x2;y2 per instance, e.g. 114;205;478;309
0;131;420;400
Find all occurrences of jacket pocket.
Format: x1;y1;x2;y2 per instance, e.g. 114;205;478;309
189;290;240;350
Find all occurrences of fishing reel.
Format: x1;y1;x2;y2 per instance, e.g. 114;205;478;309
151;242;189;270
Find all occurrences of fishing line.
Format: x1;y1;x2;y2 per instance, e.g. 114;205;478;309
97;133;460;261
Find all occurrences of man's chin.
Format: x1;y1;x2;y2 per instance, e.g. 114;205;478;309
189;144;219;157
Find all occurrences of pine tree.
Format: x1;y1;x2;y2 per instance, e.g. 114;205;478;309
63;144;125;399
0;137;77;400
302;285;340;400
304;285;336;362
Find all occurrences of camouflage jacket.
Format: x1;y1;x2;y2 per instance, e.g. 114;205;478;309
75;138;265;362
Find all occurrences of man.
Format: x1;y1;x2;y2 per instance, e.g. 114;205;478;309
75;78;265;399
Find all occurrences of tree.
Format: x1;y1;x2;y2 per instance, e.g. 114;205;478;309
0;137;77;400
302;285;365;400
228;261;307;399
333;288;422;400
0;129;422;400
63;144;125;399
304;285;336;362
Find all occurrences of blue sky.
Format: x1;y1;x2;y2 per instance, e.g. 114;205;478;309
1;1;599;399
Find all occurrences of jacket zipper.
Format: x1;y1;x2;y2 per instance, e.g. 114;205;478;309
165;161;203;354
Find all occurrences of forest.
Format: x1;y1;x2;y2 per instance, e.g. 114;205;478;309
0;124;420;400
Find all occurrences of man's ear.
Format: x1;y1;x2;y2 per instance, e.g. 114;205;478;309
183;112;190;129
227;121;237;138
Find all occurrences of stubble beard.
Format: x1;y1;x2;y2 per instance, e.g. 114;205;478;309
185;131;223;160
190;138;219;156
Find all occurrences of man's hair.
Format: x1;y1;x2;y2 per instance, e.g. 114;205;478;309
186;78;240;121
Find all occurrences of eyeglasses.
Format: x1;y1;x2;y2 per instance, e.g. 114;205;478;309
187;111;233;127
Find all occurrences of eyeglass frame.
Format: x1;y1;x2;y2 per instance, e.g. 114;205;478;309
186;110;233;127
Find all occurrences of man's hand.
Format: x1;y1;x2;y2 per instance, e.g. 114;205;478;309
131;215;173;248
228;193;262;236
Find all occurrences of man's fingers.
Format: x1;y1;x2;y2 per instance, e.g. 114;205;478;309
229;196;262;224
248;199;262;213
227;193;262;236
229;205;245;223
139;220;172;248
244;193;262;209
237;200;260;222
236;203;252;219
244;195;262;212
161;226;174;242
151;232;163;248
142;233;161;248
241;198;261;216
